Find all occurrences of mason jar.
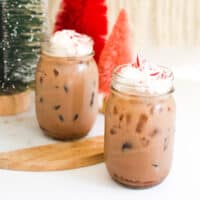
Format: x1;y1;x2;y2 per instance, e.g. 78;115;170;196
35;42;98;140
105;64;176;188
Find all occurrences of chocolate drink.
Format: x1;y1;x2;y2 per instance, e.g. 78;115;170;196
105;63;176;188
35;30;98;140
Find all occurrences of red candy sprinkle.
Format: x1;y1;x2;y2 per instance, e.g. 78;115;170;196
131;54;141;68
150;72;159;76
136;54;140;67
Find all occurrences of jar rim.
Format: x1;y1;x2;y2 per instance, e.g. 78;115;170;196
111;86;175;98
111;64;175;97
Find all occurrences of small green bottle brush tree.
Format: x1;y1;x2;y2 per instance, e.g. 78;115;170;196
0;0;44;95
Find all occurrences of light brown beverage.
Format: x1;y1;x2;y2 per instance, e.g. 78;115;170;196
105;64;176;188
35;52;98;140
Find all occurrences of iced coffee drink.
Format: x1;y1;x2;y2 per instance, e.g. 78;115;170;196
105;62;176;188
35;30;98;140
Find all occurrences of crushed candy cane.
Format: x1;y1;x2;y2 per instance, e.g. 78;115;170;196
112;55;174;95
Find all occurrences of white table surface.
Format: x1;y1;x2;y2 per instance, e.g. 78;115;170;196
0;49;200;200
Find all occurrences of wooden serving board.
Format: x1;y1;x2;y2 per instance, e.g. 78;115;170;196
0;136;104;172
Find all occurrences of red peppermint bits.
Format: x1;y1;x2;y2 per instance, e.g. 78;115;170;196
150;72;160;76
132;54;141;68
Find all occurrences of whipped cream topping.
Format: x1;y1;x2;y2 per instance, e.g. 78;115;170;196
45;30;94;57
112;59;174;95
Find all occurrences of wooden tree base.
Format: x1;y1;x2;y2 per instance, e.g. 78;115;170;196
0;90;31;116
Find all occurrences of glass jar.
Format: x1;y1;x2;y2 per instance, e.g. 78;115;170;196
105;64;176;188
35;46;98;140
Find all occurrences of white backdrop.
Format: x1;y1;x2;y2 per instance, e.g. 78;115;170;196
48;0;200;48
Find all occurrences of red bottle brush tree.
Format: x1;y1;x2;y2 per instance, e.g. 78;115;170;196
98;9;135;93
54;0;108;63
